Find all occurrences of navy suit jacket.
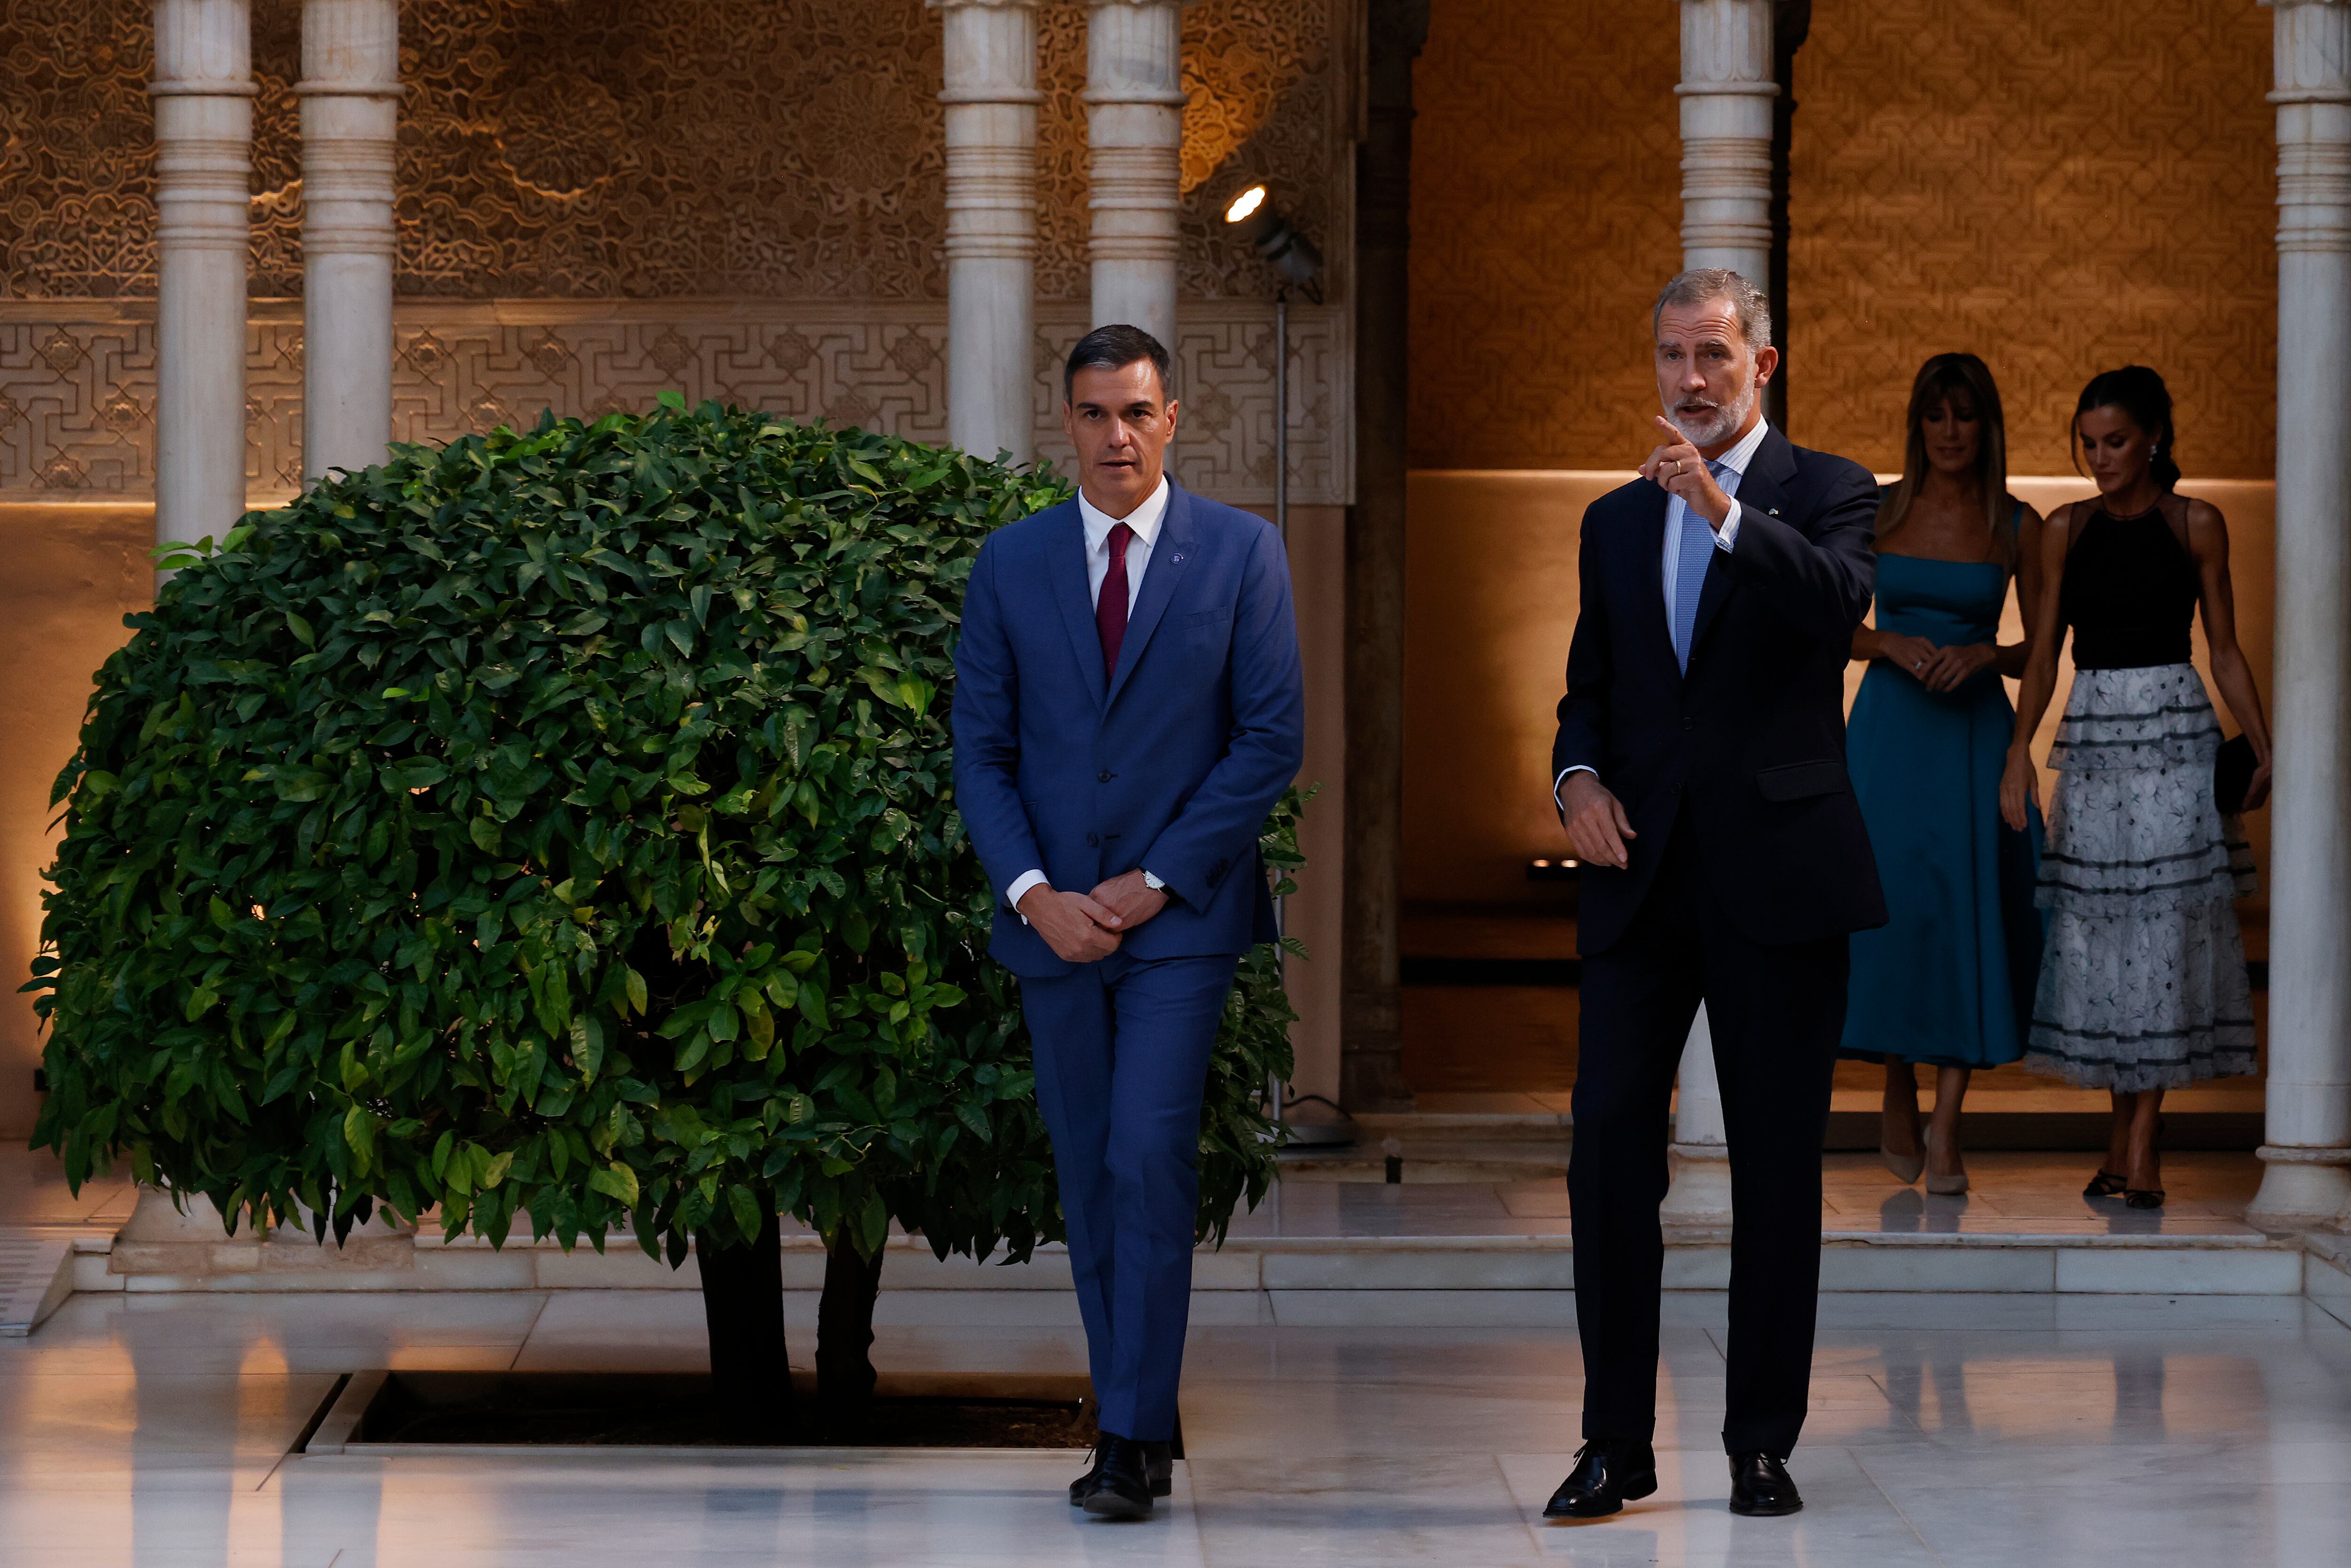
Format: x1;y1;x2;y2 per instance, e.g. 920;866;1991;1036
1552;425;1889;954
952;482;1306;979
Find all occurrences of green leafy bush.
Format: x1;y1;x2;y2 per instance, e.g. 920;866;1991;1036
30;398;1293;1277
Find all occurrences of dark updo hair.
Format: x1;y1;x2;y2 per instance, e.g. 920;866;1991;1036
2073;365;2180;491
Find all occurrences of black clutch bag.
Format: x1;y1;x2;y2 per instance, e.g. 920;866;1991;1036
2214;734;2258;815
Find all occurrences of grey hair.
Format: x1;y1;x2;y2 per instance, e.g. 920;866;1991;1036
1653;268;1773;350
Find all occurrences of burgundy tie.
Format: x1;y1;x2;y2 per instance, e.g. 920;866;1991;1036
1097;522;1134;677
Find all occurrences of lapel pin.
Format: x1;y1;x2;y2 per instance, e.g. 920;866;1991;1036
1170;550;1187;564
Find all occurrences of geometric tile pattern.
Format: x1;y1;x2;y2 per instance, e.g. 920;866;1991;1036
1;0;1350;307
1408;1;1687;470
0;299;1349;507
1787;0;2277;479
1408;0;2280;480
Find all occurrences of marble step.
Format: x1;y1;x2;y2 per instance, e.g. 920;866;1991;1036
64;1219;2320;1300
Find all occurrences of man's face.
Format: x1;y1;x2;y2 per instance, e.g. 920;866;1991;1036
1062;360;1180;515
1654;299;1777;450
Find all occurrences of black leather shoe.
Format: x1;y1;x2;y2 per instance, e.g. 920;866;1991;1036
1728;1451;1803;1516
1081;1433;1156;1520
1542;1439;1659;1518
1070;1439;1172;1505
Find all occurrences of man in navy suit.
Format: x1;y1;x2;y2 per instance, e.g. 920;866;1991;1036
952;324;1305;1520
1544;271;1886;1521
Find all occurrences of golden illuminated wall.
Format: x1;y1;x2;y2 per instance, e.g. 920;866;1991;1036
1409;0;1682;470
1789;0;2277;477
0;0;1355;503
1410;0;2279;477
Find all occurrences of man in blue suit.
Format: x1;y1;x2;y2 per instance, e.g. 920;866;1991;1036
952;324;1305;1520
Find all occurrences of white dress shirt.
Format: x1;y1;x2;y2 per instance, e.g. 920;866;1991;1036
1554;416;1771;808
1006;476;1174;914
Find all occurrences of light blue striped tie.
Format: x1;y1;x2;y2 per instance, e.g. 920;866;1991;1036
1670;461;1728;673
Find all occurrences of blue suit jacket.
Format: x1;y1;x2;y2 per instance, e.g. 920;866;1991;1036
951;483;1306;978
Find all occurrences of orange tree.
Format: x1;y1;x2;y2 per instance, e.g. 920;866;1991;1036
30;398;1293;1432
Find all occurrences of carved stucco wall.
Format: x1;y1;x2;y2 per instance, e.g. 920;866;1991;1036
1409;1;1683;471
0;0;1351;501
1789;0;2275;479
1411;0;2279;480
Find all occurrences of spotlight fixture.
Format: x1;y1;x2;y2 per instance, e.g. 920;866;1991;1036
1222;183;1324;303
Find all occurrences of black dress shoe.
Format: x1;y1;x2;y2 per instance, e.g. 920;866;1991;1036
1728;1451;1803;1516
1543;1439;1658;1518
1069;1438;1172;1505
1081;1433;1156;1520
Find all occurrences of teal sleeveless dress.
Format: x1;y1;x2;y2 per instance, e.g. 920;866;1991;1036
1839;541;2046;1068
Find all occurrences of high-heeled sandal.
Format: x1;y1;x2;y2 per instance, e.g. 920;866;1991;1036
2083;1169;2128;1198
2124;1188;2165;1210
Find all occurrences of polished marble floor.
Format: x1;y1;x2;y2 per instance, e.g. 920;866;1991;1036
2;1285;2349;1565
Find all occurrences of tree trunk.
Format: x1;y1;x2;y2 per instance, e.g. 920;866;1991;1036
696;1204;793;1438
816;1229;886;1434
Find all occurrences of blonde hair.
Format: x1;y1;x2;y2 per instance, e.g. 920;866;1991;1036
1875;352;2016;569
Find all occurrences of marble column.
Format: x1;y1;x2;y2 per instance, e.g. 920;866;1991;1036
1084;0;1185;348
298;0;399;483
2250;0;2351;1227
1675;0;1776;287
1659;1006;1733;1222
936;0;1039;464
150;0;256;552
1658;0;1776;1209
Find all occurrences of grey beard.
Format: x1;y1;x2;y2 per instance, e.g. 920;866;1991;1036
1666;383;1756;449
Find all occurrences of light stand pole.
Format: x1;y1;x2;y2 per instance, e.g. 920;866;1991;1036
1224;186;1354;1149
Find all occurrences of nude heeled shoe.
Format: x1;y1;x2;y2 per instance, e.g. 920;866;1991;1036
1879;1108;1924;1184
1924;1127;1969;1196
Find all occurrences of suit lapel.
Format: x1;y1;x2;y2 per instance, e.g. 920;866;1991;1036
1104;482;1194;707
1044;503;1108;710
1688;425;1797;664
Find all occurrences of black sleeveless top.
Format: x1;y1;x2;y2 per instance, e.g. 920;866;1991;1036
2060;502;2198;670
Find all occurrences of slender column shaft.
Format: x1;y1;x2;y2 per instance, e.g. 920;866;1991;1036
936;0;1039;464
1675;0;1776;286
151;0;256;552
2251;0;2351;1227
1660;0;1775;1177
299;0;399;483
1085;0;1184;348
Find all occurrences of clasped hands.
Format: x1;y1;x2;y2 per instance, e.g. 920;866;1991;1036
1878;632;1998;693
1016;869;1169;963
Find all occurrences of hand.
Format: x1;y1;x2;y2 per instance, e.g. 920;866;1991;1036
1918;642;1998;693
1088;869;1170;932
1559;771;1637;870
2244;755;2273;812
1639;417;1732;528
1876;633;1941;682
1999;748;2040;833
1016;884;1123;963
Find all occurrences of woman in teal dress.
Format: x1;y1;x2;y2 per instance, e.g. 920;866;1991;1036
1845;353;2046;1195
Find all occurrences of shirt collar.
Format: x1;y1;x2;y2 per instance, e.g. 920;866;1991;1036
1078;474;1172;553
1712;415;1771;480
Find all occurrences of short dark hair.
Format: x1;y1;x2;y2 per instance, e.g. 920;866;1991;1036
1063;324;1173;403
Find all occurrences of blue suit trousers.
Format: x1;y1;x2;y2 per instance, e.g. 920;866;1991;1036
1021;951;1239;1442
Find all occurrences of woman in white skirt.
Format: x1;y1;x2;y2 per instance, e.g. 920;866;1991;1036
1999;366;2270;1209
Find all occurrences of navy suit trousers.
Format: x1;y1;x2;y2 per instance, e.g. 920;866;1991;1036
1021;951;1239;1442
1569;807;1847;1459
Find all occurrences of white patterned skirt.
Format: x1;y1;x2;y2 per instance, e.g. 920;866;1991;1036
2024;663;2257;1093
